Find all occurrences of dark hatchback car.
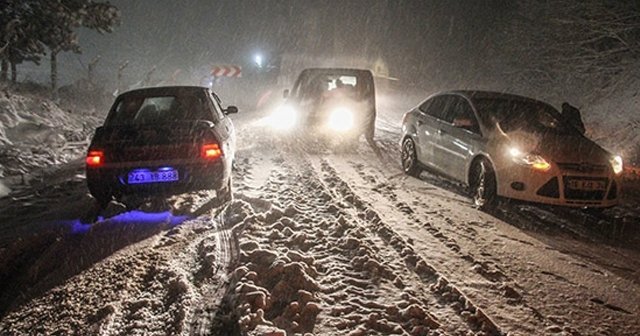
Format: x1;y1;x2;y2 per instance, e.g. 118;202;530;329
272;68;377;143
85;86;237;209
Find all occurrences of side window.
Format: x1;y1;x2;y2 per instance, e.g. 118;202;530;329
451;96;481;134
209;93;225;121
418;99;431;113
425;95;455;123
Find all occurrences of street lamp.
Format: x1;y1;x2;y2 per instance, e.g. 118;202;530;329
254;54;263;68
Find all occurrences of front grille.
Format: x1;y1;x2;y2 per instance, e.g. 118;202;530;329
562;176;608;200
607;180;618;200
557;162;607;174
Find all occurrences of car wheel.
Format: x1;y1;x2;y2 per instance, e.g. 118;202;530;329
217;177;233;203
90;190;112;210
471;159;497;211
122;196;144;211
401;137;421;177
582;207;605;216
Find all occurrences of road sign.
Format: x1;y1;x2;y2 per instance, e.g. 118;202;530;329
211;65;242;78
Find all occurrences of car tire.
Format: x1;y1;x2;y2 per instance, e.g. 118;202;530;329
90;191;112;210
470;158;497;211
217;177;233;203
122;196;144;211
401;137;422;177
582;207;605;216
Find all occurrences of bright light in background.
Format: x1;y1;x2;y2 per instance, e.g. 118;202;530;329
254;54;263;68
267;104;297;131
327;107;354;132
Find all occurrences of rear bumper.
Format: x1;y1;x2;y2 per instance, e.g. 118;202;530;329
86;158;229;199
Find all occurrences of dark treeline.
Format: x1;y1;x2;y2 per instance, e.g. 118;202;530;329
0;0;119;90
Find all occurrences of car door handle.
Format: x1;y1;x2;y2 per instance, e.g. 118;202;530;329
437;129;446;135
416;120;424;126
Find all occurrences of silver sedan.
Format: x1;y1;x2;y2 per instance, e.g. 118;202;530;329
400;91;623;210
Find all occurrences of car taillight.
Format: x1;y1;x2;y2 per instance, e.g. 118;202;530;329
201;143;222;160
86;150;104;167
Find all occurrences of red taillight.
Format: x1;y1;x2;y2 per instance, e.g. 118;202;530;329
201;144;222;160
86;150;104;167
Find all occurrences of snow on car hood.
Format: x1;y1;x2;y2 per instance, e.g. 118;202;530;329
504;129;611;164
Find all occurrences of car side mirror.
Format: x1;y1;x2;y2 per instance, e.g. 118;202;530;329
283;89;289;99
224;105;238;114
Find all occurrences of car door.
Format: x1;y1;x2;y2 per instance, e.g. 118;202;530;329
423;95;459;173
414;95;450;172
209;92;235;161
437;95;482;181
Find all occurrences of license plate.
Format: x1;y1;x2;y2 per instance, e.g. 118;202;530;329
566;179;606;191
128;169;179;184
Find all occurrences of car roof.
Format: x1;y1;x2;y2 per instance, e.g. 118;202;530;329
117;86;210;99
300;68;373;76
437;90;548;104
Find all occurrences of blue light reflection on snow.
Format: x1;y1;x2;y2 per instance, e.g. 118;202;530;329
65;210;190;235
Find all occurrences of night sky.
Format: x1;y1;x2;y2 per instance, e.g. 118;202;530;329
23;0;511;89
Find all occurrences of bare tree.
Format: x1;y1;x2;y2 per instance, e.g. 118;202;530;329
499;0;640;99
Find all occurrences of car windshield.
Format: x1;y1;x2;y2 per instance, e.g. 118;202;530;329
106;94;211;125
294;72;367;101
474;98;576;135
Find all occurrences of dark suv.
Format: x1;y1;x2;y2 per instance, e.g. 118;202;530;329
85;86;237;209
274;68;376;143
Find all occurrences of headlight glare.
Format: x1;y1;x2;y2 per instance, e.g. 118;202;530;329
509;147;551;172
610;155;623;175
269;104;297;131
327;107;354;132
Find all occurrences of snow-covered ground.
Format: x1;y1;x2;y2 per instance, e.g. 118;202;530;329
0;86;102;196
0;88;639;335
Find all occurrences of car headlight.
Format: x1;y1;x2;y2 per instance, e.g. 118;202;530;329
508;147;551;172
269;104;297;131
610;155;623;175
327;107;354;132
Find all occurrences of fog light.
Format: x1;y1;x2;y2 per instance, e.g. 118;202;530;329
511;182;525;191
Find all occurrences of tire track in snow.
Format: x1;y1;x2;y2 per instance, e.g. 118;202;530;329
227;151;485;335
342;160;552;329
310;156;505;335
333;156;640;335
0;203;236;335
189;210;238;335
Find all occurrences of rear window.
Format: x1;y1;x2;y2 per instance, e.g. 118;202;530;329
106;94;214;125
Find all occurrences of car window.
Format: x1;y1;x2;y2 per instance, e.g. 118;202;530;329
209;93;225;121
106;94;215;125
450;96;481;134
425;95;455;123
418;99;431;113
293;71;371;102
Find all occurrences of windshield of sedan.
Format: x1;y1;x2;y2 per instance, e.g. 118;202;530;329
474;98;577;135
106;95;213;125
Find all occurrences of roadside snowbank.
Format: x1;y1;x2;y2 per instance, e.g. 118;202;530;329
0;87;100;187
0;180;9;198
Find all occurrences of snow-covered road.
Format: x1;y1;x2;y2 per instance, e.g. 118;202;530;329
1;108;639;335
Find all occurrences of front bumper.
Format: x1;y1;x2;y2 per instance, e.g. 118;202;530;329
86;158;228;199
496;162;621;208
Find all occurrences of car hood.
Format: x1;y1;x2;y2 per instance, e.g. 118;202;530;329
503;130;611;164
